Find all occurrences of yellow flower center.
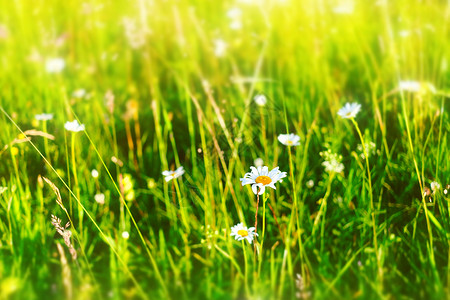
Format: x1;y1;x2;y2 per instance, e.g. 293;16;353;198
237;229;248;237
287;140;293;145
255;175;272;185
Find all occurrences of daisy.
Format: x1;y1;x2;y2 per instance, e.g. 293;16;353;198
64;120;85;132
337;102;361;119
399;80;436;94
91;169;99;178
230;223;258;244
399;80;421;92
162;166;185;182
72;89;86;99
278;133;300;146
35;113;54;121
213;39;227;57
94;193;105;205
45;58;65;73
254;94;267;106
121;231;130;239
240;166;287;195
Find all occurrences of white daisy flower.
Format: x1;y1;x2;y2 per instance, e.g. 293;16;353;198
213;39;227;57
254;157;264;167
337;102;361;119
45;58;65;73
398;30;411;38
230;223;258;244
399;80;436;94
72;89;86;98
254;94;267;106
64;120;85;132
162;166;185;182
431;181;440;193
240;166;287;195
91;169;99;178
278;133;300;146
399;80;421;92
94;193;105;205
121;231;130;239
35;113;54;121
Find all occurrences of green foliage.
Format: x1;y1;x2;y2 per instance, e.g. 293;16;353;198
0;0;449;299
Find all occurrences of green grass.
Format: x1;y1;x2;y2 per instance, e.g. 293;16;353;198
0;0;449;299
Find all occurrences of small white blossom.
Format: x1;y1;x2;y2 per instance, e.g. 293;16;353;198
213;39;227;57
94;193;105;205
35;113;54;121
122;231;130;239
122;17;147;49
227;7;243;30
398;30;411;38
254;94;267;106
306;180;314;188
321;150;344;174
399;80;421;92
278;133;300;146
45;58;65;73
72;89;86;99
64;120;85;132
254;157;264;167
162;166;185;182
357;142;376;159
332;1;354;14
227;7;242;19
399;80;436;94
431;181;440;193
337;102;361;119
91;169;99;178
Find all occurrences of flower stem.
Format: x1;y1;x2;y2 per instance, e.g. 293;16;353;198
254;191;260;233
242;240;250;297
254;190;260;256
286;145;306;280
43;120;51;164
70;133;82;236
173;177;190;233
258;193;268;277
351;118;382;286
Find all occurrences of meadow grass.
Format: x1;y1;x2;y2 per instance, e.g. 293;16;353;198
0;0;449;299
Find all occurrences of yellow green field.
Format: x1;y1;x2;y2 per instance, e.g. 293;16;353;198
0;0;449;299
